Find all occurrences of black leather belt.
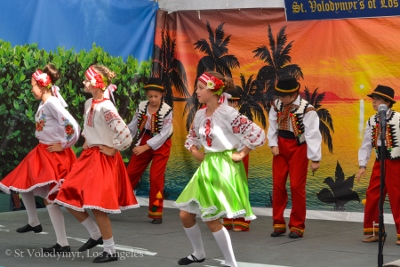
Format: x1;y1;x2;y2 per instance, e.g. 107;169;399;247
278;130;296;139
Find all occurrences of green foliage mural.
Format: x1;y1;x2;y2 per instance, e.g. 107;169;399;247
0;40;152;178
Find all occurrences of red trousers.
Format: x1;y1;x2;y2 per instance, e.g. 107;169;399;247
126;133;171;219
363;158;400;241
272;137;308;235
223;154;251;231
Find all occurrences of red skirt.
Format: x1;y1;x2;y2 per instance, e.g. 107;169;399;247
54;147;139;214
0;143;76;198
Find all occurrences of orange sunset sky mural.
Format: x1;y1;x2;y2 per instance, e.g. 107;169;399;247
153;8;400;213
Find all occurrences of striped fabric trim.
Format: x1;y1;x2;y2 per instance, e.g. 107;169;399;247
290;227;304;235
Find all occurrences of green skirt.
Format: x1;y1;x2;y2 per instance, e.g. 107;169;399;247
174;150;256;222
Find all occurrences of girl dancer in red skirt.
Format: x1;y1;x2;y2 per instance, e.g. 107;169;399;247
0;64;80;253
54;64;139;263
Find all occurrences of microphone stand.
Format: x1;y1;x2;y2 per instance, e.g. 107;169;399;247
377;115;387;267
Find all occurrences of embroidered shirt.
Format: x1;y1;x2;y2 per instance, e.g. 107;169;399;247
82;98;132;151
267;95;322;161
35;96;80;148
128;101;173;150
185;104;265;153
358;109;400;165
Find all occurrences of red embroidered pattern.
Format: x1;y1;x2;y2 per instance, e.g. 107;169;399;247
205;119;212;147
231;115;251;134
104;110;121;123
189;124;197;138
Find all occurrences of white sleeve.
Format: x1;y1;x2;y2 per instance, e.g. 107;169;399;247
267;105;278;147
303;110;322;161
184;112;202;150
47;100;80;148
358;120;372;166
103;105;133;151
127;108;139;137
147;111;173;150
228;108;266;150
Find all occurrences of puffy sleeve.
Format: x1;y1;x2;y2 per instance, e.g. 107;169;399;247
47;99;80;148
227;106;266;150
103;103;133;151
358;119;373;166
184;110;203;151
303;110;322;161
267;100;279;147
147;111;173;150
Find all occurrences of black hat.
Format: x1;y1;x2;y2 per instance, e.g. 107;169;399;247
226;86;241;101
274;76;300;96
367;85;396;103
144;77;164;92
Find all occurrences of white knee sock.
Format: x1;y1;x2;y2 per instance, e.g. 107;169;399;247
212;227;237;267
46;204;69;247
21;192;40;227
184;223;205;261
81;216;101;240
103;237;116;254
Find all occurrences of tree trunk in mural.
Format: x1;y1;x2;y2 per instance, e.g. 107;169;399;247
153;29;190;107
184;21;240;130
253;25;303;112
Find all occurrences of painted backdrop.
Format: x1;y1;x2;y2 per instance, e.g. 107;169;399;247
141;8;400;216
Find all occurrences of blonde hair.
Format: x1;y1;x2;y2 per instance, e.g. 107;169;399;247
91;64;116;86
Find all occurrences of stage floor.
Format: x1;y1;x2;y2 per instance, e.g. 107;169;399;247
0;199;399;267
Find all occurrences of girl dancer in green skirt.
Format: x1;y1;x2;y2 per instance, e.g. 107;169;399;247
175;71;266;267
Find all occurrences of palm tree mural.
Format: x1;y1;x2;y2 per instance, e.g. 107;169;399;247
184;21;240;130
302;87;334;153
153;29;190;107
317;161;360;211
253;24;303;111
235;73;267;128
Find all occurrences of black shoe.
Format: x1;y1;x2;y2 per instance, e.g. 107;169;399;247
151;218;163;224
42;243;71;254
270;231;285;237
92;251;118;263
16;224;42;233
288;231;303;238
178;254;205;265
78;237;103;252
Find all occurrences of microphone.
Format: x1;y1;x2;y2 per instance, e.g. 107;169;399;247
378;104;388;145
378;104;388;128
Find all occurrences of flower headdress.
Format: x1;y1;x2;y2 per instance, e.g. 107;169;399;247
85;66;107;89
32;70;52;89
197;72;225;96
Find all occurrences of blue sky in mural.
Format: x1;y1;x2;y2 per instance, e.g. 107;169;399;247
0;0;157;61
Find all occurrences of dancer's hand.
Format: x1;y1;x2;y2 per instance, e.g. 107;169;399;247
356;167;366;182
189;146;204;162
82;142;88;150
99;145;117;156
271;146;279;156
47;143;63;152
133;144;151;156
310;161;320;176
232;147;250;162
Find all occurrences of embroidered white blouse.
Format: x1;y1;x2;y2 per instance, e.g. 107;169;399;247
185;104;266;153
82;98;132;151
267;96;322;161
127;103;173;151
35;96;80;148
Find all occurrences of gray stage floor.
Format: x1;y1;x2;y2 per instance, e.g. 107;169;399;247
0;202;399;267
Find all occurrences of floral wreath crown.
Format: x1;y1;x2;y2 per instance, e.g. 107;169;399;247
197;72;225;96
32;70;52;89
85;66;108;89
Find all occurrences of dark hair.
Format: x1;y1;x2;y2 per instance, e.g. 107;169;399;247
42;63;60;83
